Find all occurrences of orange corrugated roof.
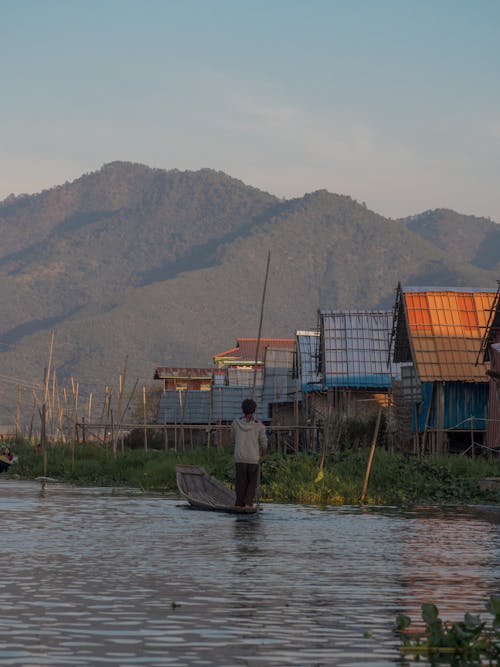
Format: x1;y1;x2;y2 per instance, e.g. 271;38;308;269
403;289;496;381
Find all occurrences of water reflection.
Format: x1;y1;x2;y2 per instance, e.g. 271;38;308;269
0;480;498;666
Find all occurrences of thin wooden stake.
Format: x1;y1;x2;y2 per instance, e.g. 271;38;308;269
360;408;382;504
117;355;128;453
143;385;148;451
15;385;21;436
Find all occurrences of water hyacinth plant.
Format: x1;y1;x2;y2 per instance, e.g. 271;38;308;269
396;596;500;663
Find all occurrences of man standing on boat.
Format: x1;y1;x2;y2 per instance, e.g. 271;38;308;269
232;398;267;508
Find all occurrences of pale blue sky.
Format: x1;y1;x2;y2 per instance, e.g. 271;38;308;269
1;0;499;221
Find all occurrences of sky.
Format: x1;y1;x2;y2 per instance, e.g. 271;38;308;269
1;0;499;222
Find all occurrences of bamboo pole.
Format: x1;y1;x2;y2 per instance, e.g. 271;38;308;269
53;371;62;441
28;391;36;442
111;409;116;457
251;249;271;400
15;384;21;437
294;378;300;453
44;331;55;433
314;405;332;483
360;408;383;504
421;383;435;457
40;403;48;477
62;387;68;441
117;356;128;453
143;385;148;451
163;389;169;451
121;379;138;424
100;385;111;444
470;415;475;458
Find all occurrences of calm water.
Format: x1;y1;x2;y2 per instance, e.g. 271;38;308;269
0;480;499;667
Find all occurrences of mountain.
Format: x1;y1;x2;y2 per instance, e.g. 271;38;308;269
0;162;498;424
401;208;500;273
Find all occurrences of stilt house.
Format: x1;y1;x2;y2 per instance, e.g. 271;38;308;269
318;310;400;416
478;285;500;450
390;285;497;454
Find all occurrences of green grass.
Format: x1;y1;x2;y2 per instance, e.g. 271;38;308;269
3;438;500;506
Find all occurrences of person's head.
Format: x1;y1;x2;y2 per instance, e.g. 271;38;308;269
241;398;257;416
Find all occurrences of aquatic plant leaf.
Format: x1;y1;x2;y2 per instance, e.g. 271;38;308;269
451;620;483;646
396;614;411;630
486;595;500;616
422;603;439;625
463;612;483;632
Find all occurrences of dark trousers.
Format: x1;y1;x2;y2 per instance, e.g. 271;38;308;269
235;462;260;506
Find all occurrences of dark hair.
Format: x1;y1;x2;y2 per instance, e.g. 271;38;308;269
241;398;257;415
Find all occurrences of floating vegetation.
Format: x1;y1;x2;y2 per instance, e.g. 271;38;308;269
5;439;500;506
396;596;500;664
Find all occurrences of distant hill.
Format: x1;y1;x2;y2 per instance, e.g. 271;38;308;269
0;162;498;423
401;208;500;273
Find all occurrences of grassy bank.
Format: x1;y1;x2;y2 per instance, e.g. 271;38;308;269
3;439;500;506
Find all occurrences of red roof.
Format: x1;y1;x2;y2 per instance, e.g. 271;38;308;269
214;337;296;363
154;367;214;380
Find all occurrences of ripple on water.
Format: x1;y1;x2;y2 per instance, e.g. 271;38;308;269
0;482;499;665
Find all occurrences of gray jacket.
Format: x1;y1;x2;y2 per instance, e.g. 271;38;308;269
231;417;267;464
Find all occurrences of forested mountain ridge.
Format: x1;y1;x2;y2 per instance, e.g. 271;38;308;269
400;208;500;273
0;162;498;421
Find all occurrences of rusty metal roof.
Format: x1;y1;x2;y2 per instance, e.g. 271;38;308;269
397;287;497;382
154;367;214;380
213;337;296;364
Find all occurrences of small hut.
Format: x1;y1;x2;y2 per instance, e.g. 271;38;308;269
391;284;497;454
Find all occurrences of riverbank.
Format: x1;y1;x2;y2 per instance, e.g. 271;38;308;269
3;439;500;505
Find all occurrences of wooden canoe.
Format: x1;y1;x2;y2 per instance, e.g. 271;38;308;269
175;464;260;514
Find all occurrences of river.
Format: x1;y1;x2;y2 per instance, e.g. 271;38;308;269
0;479;499;666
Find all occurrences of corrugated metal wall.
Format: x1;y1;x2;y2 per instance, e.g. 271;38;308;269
296;331;322;392
487;343;500;448
156;390;212;424
260;348;298;419
156;386;266;424
414;381;489;432
227;367;263;386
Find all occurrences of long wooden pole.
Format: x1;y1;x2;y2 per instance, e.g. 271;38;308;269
45;331;55;438
360;408;382;504
253;250;271;511
117;355;128;453
143;385;148;451
251;249;271;400
315;405;332;483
